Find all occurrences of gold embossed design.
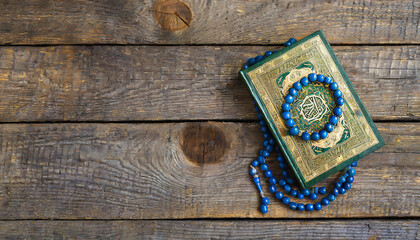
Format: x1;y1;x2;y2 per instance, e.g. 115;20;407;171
246;35;379;182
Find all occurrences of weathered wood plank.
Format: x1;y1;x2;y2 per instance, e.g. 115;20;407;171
0;220;418;239
0;45;418;122
0;122;418;219
0;0;418;45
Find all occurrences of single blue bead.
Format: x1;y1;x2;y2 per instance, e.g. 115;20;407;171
334;182;342;189
310;193;318;200
330;115;339;125
286;118;295;127
262;197;270;205
289;202;297;210
279;162;287;169
282;103;291;111
319;187;327;195
290;126;299;136
344;172;349;177
339;176;346;184
311;132;320;141
346;176;354;183
282;197;290;205
257;113;263;120
302;132;311;141
332;188;339;196
257;156;265;164
286;177;294;185
324;76;332;84
244;64;249;69
275;191;283;200
317;74;325;82
293;81;302;91
343;182;351;190
250;168;257;175
334;107;343;116
281;169;287;180
325;123;334;133
285;95;294;104
321;198;330;206
289;88;298;97
269;185;277;193
297;193;304;199
277;156;284;162
334;90;343;98
266;144;273;152
251;160;259;167
269;138;275;145
269;177;277;185
264;51;272;57
339;188;347;194
290;189;297;197
262;150;270;157
314;187;319;194
284;184;291;192
297;203;305;211
314;203;322;211
319;130;328;139
263;140;269;146
300;77;309;86
289;38;297;44
265;170;273;178
351;161;358;167
282;170;288;178
260;120;266;127
264;133;269;139
248;58;256;65
348;168;356;176
305;204;314;211
261;126;268;133
327;194;336;202
260;164;268;171
302;189;310;196
330;82;339;91
336;97;345;106
284;41;292;47
255;55;263;62
308;73;317;82
260;204;268;214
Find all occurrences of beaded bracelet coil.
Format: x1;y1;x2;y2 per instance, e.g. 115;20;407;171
245;38;357;213
281;73;345;141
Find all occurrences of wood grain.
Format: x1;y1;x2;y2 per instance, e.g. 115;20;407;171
0;122;417;219
0;0;418;45
0;220;418;239
0;45;418;122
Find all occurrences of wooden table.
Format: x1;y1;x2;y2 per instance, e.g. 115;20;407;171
0;0;418;239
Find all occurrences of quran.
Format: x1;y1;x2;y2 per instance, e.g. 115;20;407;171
239;30;385;189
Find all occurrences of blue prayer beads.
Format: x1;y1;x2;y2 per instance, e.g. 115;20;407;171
244;38;357;213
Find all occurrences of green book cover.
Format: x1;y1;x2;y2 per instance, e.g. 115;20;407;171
239;30;385;189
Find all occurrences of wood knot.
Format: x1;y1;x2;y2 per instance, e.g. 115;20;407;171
154;0;192;31
180;123;228;165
